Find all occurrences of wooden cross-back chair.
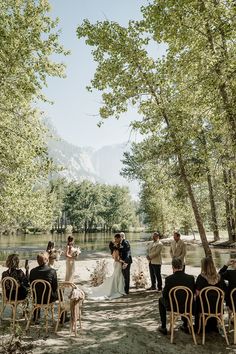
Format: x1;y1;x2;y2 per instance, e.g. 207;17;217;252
168;286;197;344
25;279;55;334
198;286;229;345
1;277;26;331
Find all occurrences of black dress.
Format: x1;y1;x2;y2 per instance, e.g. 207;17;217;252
2;268;29;300
195;274;226;332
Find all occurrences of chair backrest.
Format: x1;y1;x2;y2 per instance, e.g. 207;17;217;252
58;281;77;303
169;286;194;315
1;277;20;303
199;286;224;315
230;288;236;313
30;279;52;306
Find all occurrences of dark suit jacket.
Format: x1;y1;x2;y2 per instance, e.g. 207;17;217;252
29;264;58;303
120;239;132;264
163;270;195;311
219;265;236;308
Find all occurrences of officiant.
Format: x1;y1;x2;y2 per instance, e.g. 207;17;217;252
146;232;163;292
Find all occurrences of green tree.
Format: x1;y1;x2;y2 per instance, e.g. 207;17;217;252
0;0;67;232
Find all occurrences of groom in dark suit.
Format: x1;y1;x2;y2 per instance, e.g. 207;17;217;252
158;258;195;335
115;232;132;294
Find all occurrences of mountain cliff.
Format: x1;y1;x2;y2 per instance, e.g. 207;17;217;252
47;135;139;198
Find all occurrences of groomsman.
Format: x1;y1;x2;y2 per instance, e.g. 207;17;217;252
146;232;163;291
170;231;186;272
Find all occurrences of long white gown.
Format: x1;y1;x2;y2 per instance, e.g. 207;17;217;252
88;260;126;300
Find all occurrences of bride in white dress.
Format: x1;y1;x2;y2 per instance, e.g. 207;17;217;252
88;244;126;300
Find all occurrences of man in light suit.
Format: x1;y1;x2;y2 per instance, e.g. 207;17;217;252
146;232;163;291
158;258;195;335
170;231;186;272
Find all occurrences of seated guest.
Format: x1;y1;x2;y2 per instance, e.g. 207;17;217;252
158;258;195;335
195;257;226;332
219;259;236;309
2;254;29;300
29;252;58;304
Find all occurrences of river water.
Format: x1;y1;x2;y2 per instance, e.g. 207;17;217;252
0;232;234;268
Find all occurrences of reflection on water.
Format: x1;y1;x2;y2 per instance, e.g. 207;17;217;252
0;232;234;268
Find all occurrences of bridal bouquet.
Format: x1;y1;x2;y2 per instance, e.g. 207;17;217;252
71;246;81;258
132;257;148;289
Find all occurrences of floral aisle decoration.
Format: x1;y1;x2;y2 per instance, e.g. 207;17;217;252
132;257;148;289
89;259;108;287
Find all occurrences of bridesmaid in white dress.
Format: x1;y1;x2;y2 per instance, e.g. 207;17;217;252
65;236;75;282
88;243;126;300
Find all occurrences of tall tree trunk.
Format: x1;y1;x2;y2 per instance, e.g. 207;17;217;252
199;129;220;241
223;169;236;242
206;170;220;241
177;151;212;256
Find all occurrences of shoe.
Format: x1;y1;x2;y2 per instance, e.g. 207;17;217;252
147;287;156;291
158;327;168;335
179;325;190;334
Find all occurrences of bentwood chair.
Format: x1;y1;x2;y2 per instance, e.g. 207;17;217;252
55;281;77;333
228;288;236;344
1;277;26;331
69;286;85;337
198;286;229;345
55;281;85;337
168;286;197;344
25;279;55;334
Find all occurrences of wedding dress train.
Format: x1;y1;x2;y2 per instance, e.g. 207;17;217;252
88;261;126;300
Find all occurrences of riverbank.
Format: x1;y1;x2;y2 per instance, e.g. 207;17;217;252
1;254;236;353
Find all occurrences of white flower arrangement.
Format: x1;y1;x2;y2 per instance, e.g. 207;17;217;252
89;259;108;287
132;257;148;289
71;246;81;258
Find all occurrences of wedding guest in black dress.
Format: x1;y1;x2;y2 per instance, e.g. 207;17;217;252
195;257;226;332
219;259;236;309
2;254;29;300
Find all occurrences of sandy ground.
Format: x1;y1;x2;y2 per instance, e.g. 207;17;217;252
1;250;236;354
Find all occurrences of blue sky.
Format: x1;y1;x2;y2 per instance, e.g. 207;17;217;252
42;0;165;149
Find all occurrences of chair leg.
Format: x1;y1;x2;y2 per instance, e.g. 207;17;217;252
51;305;54;322
25;308;34;331
202;317;206;345
45;309;49;334
79;307;82;329
12;306;16;332
55;306;60;333
228;311;232;332
221;319;229;345
170;315;175;344
187;317;197;345
234;316;236;345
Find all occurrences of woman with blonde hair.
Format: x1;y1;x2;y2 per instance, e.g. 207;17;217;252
195;257;226;332
2;254;29;300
